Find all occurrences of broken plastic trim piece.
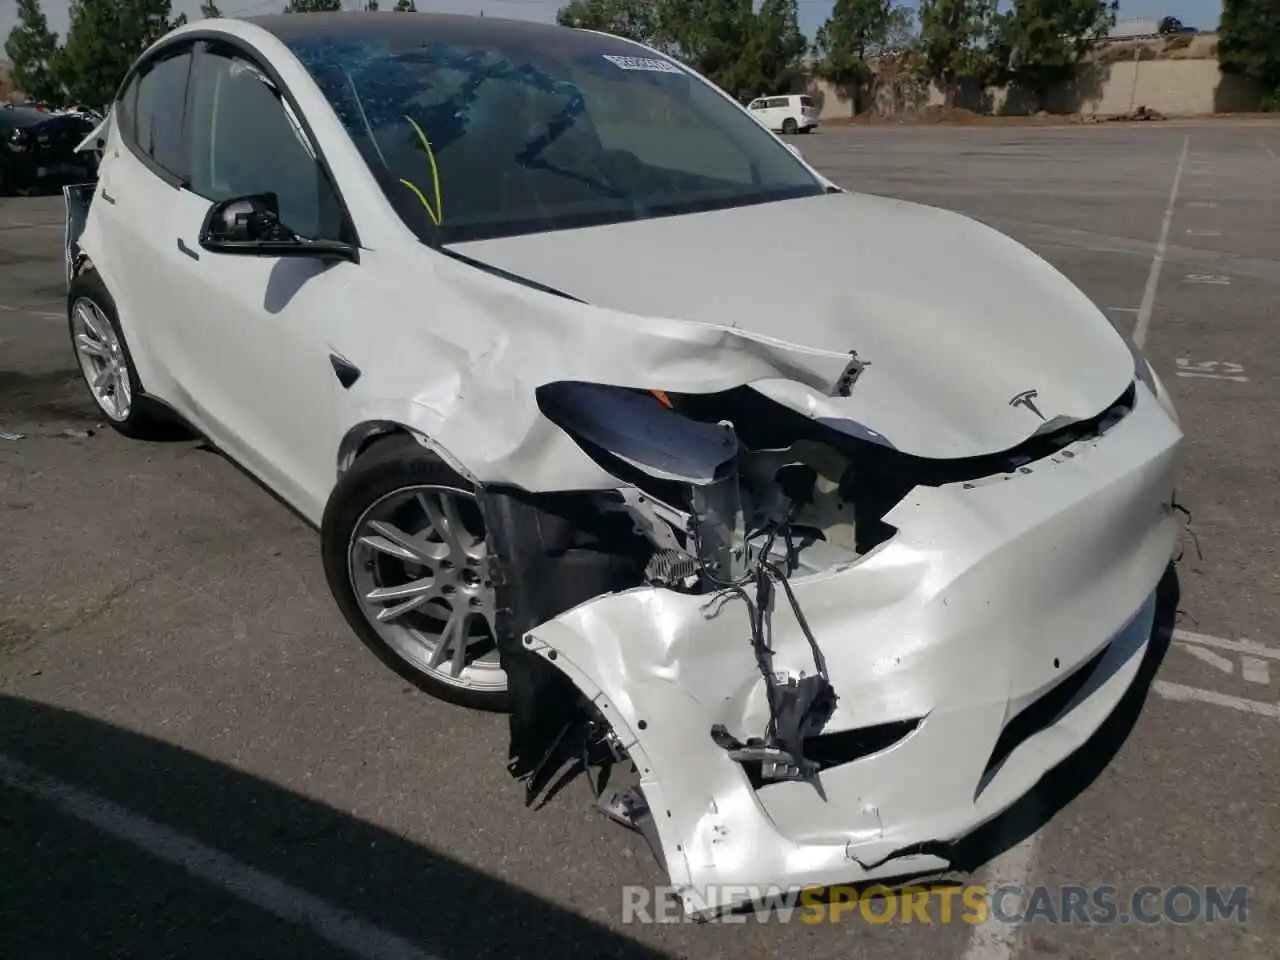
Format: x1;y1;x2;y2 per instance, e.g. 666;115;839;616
596;787;667;873
833;351;869;397
689;432;747;582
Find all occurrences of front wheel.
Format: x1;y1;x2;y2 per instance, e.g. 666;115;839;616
321;435;509;712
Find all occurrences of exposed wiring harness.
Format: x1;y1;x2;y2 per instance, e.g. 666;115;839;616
700;500;838;794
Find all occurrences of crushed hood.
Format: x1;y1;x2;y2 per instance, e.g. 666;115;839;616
448;191;1135;460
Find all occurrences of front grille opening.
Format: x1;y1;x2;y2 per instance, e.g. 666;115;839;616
744;718;922;789
805;719;922;768
976;641;1112;797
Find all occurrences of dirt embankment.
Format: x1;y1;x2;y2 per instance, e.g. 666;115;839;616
823;104;1280;127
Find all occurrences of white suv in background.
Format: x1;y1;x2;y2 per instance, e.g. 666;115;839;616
747;93;820;134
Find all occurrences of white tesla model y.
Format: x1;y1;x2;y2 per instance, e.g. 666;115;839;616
63;12;1183;918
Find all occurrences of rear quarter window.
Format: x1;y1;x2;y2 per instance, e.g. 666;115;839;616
124;48;193;180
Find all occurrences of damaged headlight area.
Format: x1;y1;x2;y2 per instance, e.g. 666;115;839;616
479;380;915;809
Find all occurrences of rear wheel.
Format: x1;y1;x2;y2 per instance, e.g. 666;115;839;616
321;435;509;712
782;117;799;135
67;270;177;440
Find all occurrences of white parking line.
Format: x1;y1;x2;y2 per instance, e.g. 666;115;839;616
0;302;63;319
1154;681;1280;718
1173;628;1279;661
1157;632;1279;718
0;221;61;231
0;755;440;960
961;835;1037;960
965;135;1192;960
1181;643;1233;673
1133;135;1190;349
1242;658;1271;686
1259;139;1278;161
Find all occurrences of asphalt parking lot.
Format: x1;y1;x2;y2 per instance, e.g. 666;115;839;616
2;120;1278;960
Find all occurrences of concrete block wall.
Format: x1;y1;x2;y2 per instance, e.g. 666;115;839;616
801;54;1262;120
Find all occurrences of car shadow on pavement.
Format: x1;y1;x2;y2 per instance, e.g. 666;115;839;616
950;560;1183;871
0;694;668;960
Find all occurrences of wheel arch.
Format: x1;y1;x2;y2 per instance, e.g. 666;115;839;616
336;419;476;484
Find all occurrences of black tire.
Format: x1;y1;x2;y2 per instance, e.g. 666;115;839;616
782;118;799;135
67;267;183;440
321;434;511;712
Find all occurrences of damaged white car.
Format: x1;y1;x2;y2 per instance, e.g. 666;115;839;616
64;12;1183;918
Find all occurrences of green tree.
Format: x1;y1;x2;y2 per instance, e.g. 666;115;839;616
4;0;62;104
876;9;926;109
200;1;223;15
662;0;756;95
394;0;417;10
284;0;343;11
555;0;665;46
57;0;186;109
916;0;997;106
1219;0;1280;109
813;0;912;109
737;0;807;98
365;0;380;8
989;0;1117;105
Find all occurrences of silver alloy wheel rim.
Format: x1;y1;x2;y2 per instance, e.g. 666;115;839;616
348;484;506;693
71;297;132;422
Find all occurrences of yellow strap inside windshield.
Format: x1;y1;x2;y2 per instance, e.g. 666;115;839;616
399;115;443;226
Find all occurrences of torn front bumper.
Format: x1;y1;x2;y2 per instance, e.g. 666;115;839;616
523;382;1181;918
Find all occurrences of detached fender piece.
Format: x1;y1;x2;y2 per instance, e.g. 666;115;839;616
63;182;96;289
74;108;112;156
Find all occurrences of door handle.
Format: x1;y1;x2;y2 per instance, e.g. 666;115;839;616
176;238;200;261
329;353;361;389
100;189;116;205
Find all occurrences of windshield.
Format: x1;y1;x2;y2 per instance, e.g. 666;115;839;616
282;25;825;244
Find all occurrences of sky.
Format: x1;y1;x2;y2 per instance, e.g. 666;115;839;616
2;0;1224;59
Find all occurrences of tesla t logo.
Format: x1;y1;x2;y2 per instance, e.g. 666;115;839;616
1009;389;1046;420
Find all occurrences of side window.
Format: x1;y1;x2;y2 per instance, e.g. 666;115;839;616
116;74;140;144
768;98;789;109
128;49;193;178
748;100;763;111
185;44;343;241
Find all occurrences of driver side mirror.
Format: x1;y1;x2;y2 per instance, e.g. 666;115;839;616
199;193;358;263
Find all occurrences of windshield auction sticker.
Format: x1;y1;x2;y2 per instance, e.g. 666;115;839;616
601;54;683;74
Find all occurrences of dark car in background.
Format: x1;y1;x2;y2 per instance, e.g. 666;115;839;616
0;104;99;196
